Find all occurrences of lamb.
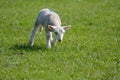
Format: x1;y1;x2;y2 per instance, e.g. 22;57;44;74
28;8;71;48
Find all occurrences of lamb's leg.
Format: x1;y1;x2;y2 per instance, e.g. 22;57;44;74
40;25;43;32
51;39;56;47
48;32;56;47
28;20;39;46
45;30;56;47
46;32;52;48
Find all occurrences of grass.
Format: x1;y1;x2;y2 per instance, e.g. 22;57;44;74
0;0;120;80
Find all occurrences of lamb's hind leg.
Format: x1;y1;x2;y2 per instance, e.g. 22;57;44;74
28;20;39;46
40;25;43;33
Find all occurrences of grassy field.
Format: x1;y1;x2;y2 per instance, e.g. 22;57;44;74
0;0;120;80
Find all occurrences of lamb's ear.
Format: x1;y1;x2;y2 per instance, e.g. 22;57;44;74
63;25;71;31
48;25;55;31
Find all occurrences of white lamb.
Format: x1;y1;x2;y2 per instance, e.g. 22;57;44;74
28;8;71;48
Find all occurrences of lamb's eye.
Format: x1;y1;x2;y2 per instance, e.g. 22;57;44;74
55;32;58;34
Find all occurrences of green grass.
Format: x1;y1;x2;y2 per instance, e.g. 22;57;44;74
0;0;120;80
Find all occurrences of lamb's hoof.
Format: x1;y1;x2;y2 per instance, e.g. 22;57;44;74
51;40;56;47
52;43;56;47
46;46;51;49
28;41;34;46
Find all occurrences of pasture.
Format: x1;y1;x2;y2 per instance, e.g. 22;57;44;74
0;0;120;80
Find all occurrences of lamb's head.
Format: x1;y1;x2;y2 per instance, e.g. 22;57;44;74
48;25;71;42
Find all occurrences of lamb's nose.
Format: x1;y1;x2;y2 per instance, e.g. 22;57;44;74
58;39;62;42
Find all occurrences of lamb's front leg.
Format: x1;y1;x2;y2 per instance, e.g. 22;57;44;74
51;39;56;47
49;33;56;47
46;32;52;48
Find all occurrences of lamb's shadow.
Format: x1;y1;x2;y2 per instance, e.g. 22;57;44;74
10;44;46;51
